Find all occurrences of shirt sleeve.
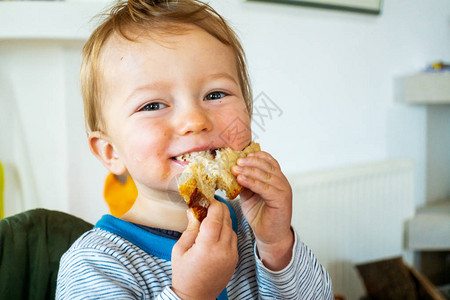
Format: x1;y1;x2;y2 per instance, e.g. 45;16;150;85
255;228;334;299
156;287;181;300
56;248;143;299
56;247;179;300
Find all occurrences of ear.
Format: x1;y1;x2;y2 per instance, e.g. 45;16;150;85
89;131;127;175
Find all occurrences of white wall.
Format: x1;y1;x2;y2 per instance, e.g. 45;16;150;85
0;40;109;222
1;1;449;218
207;0;450;208
0;0;449;298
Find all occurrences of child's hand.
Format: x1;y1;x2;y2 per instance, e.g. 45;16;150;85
232;151;294;271
171;200;238;300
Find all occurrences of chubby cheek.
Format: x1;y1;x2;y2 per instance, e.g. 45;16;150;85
121;124;172;183
216;108;252;150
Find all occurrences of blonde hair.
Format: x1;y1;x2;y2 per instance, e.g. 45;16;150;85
81;0;253;134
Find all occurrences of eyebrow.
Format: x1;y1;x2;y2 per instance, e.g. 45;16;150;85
126;72;238;102
126;81;171;103
207;72;239;85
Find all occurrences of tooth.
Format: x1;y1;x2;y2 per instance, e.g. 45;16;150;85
175;149;218;163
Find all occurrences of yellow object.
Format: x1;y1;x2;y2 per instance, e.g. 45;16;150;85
432;62;443;70
0;162;4;219
103;173;137;217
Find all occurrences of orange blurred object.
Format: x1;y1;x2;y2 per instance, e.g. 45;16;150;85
104;173;137;217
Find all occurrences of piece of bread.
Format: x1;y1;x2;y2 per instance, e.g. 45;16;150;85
178;142;260;221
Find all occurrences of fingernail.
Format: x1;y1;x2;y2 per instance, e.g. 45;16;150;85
237;158;246;166
234;166;243;172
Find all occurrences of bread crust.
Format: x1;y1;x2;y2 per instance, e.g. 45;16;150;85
178;142;260;221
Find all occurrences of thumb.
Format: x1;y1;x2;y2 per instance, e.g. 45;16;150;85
175;210;200;253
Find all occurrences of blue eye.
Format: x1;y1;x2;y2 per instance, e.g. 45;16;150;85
204;91;228;101
139;102;167;111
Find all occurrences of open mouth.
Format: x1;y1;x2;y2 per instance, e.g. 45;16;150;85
171;148;219;163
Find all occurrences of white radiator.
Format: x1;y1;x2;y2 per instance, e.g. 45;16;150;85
289;159;415;300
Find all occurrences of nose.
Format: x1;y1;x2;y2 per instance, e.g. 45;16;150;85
174;103;213;135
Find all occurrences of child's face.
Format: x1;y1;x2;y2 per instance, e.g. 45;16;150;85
97;25;252;198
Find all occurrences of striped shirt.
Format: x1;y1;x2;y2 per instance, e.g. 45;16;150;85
56;197;333;299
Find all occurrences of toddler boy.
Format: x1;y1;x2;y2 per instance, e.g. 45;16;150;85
56;0;333;298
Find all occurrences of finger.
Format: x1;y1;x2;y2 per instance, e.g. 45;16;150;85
247;151;281;170
238;155;276;172
233;152;287;192
222;202;232;229
234;160;286;191
219;203;235;243
221;226;238;251
234;155;280;179
197;199;224;243
234;164;278;185
236;174;281;200
174;210;200;254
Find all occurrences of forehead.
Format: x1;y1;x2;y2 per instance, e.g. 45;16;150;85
99;25;238;89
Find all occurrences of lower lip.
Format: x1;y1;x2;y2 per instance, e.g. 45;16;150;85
171;159;189;166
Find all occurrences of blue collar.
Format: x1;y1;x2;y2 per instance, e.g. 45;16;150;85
94;195;237;300
94;195;238;262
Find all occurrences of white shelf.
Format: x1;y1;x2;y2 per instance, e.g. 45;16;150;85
404;72;450;104
406;200;450;250
0;1;108;40
403;72;450;251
